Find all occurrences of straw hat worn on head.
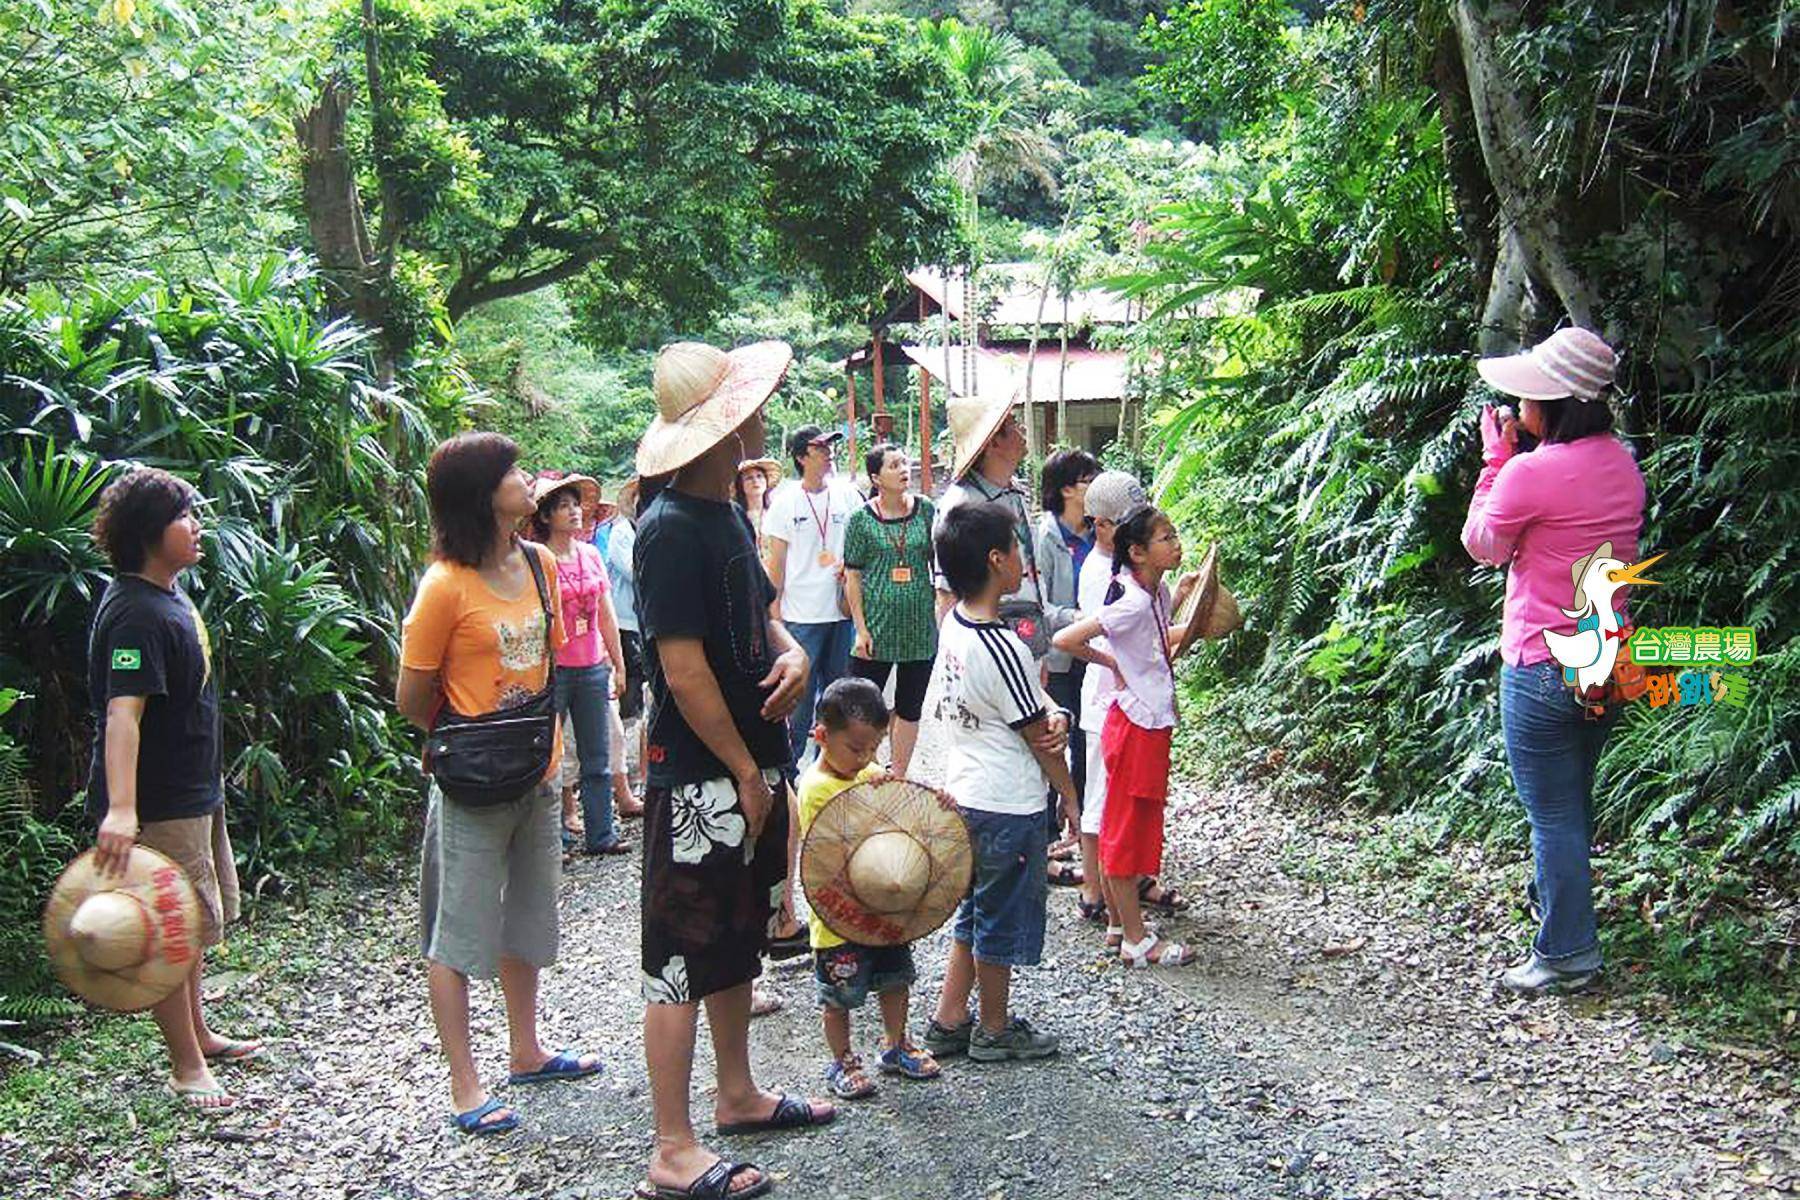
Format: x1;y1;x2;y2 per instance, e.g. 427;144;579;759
1085;471;1149;524
800;779;973;947
525;471;611;528
736;458;784;491
635;340;794;477
1476;328;1618;402
610;477;641;520
947;389;1019;481
1173;543;1243;658
44;846;204;1012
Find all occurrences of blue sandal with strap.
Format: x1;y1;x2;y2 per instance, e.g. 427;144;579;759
508;1049;602;1085
451;1097;519;1136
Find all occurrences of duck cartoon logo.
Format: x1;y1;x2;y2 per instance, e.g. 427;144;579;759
1542;541;1664;691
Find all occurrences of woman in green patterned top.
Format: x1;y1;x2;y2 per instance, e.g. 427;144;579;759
843;443;937;776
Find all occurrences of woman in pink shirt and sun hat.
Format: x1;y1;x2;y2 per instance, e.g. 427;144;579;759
1461;327;1646;996
529;471;629;856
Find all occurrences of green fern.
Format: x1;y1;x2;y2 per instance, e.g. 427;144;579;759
0;991;81;1023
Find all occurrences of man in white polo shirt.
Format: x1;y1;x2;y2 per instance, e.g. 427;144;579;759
766;424;862;763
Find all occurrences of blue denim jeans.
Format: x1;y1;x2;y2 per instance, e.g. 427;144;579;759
786;619;853;765
1500;661;1616;969
952;807;1049;967
554;663;615;851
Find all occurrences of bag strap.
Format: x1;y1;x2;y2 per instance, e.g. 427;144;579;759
518;538;557;690
978;476;1043;599
1019;503;1043;599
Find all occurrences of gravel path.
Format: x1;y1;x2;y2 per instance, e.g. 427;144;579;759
6;695;1794;1199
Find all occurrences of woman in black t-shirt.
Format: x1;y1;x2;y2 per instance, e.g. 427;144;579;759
87;468;257;1110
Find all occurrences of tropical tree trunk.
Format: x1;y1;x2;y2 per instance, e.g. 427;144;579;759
1453;0;1599;349
1116;297;1139;449
962;186;981;398
1431;25;1498;289
1056;293;1071;442
294;5;406;377
294;76;385;333
1023;269;1050;461
941;258;955;416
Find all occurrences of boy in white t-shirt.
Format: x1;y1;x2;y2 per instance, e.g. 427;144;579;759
922;502;1079;1064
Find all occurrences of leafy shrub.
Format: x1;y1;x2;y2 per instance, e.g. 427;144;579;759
1122;4;1798;1032
0;255;465;1009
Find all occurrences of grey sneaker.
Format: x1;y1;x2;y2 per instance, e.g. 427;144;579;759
922;1017;973;1059
968;1017;1059;1063
1500;953;1600;996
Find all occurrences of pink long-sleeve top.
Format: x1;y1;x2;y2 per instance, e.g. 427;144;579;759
1460;434;1646;667
554;540;611;670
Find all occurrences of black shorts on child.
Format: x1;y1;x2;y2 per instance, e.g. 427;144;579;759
813;942;917;1010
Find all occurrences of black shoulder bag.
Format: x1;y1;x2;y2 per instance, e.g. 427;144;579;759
425;542;558;808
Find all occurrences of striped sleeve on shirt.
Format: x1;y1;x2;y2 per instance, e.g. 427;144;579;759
973;623;1044;730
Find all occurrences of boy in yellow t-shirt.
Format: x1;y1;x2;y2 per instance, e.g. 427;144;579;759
797;677;944;1099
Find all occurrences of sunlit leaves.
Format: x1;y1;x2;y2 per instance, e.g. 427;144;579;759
0;0;317;288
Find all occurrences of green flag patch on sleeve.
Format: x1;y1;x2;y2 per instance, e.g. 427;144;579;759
111;647;142;671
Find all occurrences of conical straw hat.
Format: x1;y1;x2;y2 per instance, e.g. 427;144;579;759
636;341;793;477
800;778;972;947
43;846;203;1012
1173;543;1243;658
610;477;641;520
947;389;1019;481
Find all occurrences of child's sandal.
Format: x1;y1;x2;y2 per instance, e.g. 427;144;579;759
877;1040;941;1080
823;1054;877;1099
1121;933;1196;969
1104;925;1125;950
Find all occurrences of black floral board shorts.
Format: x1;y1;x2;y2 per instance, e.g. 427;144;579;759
641;769;790;1004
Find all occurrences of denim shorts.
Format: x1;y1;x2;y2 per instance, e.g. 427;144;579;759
952;807;1049;967
813;942;917;1010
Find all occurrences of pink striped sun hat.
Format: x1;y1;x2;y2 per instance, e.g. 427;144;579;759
1476;327;1617;402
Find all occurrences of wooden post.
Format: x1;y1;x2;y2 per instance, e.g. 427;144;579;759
846;362;858;471
872;338;886;414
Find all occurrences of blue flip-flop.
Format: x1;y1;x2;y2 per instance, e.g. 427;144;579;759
508;1050;603;1085
451;1097;519;1136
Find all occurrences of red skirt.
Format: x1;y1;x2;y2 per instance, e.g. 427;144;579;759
1098;705;1172;878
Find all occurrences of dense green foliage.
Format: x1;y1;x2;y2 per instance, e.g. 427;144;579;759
0;258;462;1002
455;283;850;480
865;0;1172;131
1115;0;1797;1032
320;0;966;348
0;0;309;291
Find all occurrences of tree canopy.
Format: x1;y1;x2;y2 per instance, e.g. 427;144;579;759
300;0;968;352
0;0;307;291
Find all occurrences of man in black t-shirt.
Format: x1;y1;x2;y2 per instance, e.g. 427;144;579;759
632;341;837;1200
86;468;258;1110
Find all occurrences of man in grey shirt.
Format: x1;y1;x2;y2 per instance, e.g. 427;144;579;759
931;395;1079;646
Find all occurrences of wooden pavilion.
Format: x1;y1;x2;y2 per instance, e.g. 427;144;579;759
838;264;1141;494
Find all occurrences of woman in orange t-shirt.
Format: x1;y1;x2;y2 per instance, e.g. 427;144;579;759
396;432;601;1137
